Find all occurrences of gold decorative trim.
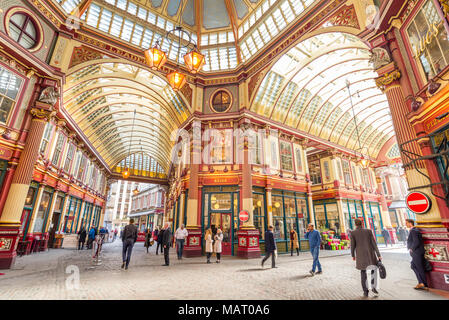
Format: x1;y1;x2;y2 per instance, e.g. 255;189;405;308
375;70;401;90
30;108;55;121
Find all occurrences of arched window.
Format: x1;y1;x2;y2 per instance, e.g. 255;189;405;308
8;13;39;49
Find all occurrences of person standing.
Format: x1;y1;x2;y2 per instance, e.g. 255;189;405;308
289;229;300;256
113;229;118;241
77;228;87;250
406;219;428;290
174;224;188;260
157;227;165;255
381;228;391;247
161;222;172;266
399;227;407;245
305;224;322;276
144;228;151;253
153;226;161;255
121;218;138;270
214;228;223;263
261;225;277;268
87;227;96;249
205;228;213;264
350;218;382;297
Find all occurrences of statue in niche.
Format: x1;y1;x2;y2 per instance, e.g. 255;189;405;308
38;86;60;105
369;47;391;70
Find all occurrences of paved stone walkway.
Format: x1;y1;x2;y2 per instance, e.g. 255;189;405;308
0;240;446;300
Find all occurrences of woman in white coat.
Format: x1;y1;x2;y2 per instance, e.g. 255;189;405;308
205;228;213;264
214;228;223;263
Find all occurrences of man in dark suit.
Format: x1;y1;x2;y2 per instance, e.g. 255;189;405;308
406;219;428;290
161;222;172;266
350;218;382;297
261;225;277;268
121;218;138;270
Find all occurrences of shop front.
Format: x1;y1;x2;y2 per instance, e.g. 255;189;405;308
29;186;55;252
48;193;65;248
0;160;7;192
271;190;309;253
63;196;82;233
18;182;40;255
202;186;239;256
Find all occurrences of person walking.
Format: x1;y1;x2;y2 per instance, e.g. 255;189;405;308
77;228;87;250
144;228;152;253
406;219;428;290
157;227;164;255
205;228;213;264
214;228;223;263
161;222;172;266
305;223;322;276
87;227;96;249
350;218;382;297
121;218;138;270
399;227;407;245
113;229;118;241
289;229;300;256
174;224;188;260
261;225;277;268
381;228;391;247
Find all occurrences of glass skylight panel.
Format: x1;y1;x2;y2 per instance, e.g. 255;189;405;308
86;4;101;27
147;12;157;25
219;32;227;44
165;20;174;32
131;24;143;45
110;15;124;37
252;30;263;49
137;7;147;20
219;48;229;69
227;31;234;43
116;0;127;11
98;9;113;33
127;2;137;15
121;19;134;41
201;34;209;46
281;1;295;23
61;0;82;13
141;29;154;48
241;42;250;59
209;33;218;45
258;24;269;42
246;37;257;55
105;0;116;5
156;16;166;29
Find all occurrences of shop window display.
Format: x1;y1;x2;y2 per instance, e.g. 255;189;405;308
252;191;266;240
406;0;449;80
272;195;285;240
294;145;303;172
309;160;322;184
0;65;23;125
280;141;293;171
32;190;53;233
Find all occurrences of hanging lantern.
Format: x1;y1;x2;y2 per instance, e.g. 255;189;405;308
122;168;130;179
167;70;187;91
184;46;205;74
274;202;280;208
359;156;370;169
144;43;167;71
133;187;139;195
214;203;220;210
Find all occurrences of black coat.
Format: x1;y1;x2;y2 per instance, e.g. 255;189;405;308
157;229;164;243
407;227;425;256
78;230;87;242
264;230;276;253
162;227;172;247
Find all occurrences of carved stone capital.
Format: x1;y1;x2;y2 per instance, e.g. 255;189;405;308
30;107;55;121
375;70;401;90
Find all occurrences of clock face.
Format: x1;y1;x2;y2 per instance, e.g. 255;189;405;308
211;90;232;113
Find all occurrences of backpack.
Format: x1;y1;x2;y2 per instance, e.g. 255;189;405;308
377;260;387;279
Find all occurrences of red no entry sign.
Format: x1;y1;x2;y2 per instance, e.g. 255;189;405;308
239;210;249;222
406;192;431;214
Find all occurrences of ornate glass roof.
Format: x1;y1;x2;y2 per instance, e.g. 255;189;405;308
53;0;317;71
251;32;396;159
64;59;191;172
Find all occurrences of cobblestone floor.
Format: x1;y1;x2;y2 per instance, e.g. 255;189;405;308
0;240;447;300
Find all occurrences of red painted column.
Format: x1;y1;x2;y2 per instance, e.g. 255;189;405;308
184;121;202;257
0;101;54;269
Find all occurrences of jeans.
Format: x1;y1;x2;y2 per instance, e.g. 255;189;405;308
176;239;185;258
261;251;276;268
122;238;135;267
311;246;321;272
164;245;170;265
361;266;378;292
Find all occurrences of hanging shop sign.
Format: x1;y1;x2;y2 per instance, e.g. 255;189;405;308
406;192;432;214
239;210;249;223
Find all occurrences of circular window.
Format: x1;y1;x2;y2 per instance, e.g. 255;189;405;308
8;13;39;50
210;90;232;113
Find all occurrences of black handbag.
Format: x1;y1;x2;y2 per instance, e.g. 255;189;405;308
424;259;433;272
377;260;387;279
